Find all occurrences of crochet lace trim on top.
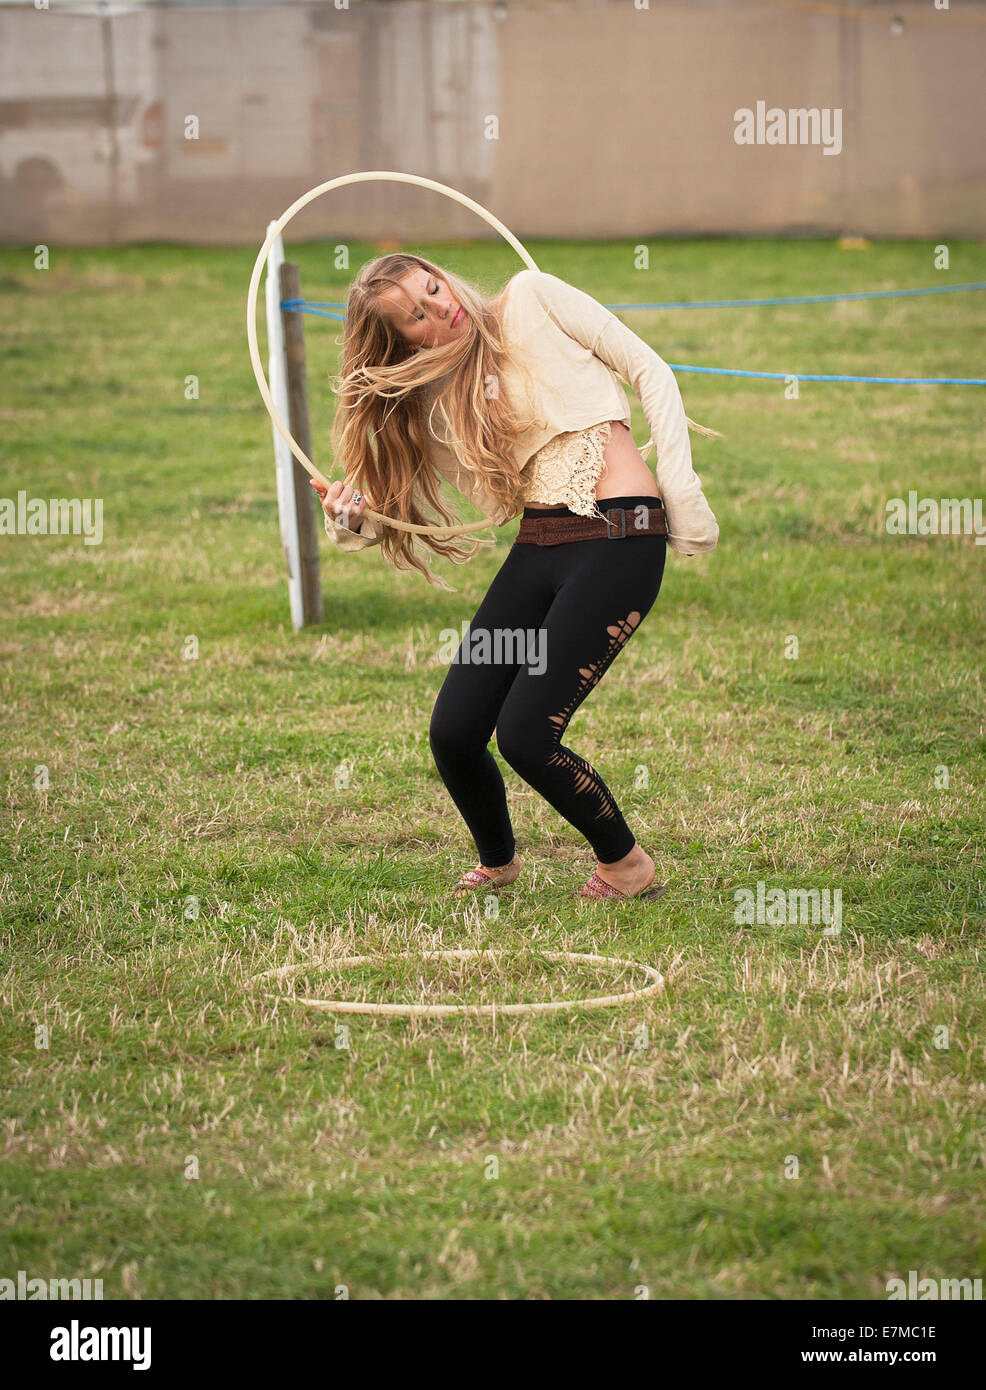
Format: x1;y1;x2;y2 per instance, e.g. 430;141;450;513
521;420;614;522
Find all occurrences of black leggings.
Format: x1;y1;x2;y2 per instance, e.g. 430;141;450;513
429;495;667;866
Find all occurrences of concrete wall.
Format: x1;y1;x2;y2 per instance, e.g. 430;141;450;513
1;0;984;246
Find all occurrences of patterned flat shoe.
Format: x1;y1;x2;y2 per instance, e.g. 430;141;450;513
569;870;668;903
449;866;500;897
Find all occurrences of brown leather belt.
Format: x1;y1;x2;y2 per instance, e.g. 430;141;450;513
515;503;668;546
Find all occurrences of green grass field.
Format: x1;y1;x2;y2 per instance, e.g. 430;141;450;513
1;237;984;1300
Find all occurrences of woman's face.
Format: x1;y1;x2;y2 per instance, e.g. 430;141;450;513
377;266;468;349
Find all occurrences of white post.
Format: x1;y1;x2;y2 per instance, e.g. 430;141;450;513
265;221;305;632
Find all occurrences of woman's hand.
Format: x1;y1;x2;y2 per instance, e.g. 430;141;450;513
311;478;367;532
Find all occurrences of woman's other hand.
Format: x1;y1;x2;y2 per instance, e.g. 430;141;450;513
311;478;367;532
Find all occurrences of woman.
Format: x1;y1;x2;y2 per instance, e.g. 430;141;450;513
311;254;719;902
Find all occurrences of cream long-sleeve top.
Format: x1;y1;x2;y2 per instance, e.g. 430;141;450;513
324;268;719;558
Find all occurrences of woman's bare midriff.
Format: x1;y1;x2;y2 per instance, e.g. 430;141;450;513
523;420;659;509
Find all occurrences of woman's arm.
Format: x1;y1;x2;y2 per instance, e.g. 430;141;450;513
517;269;719;555
425;436;518;529
323;508;384;552
317;449;506;554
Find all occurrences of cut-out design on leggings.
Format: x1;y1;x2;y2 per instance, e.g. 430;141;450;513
545;611;642;822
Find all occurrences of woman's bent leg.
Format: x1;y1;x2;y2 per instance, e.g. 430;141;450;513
428;546;555;866
494;532;667;864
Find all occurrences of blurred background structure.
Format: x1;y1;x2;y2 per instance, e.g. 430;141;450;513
1;0;985;246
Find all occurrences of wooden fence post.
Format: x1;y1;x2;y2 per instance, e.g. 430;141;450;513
279;260;324;629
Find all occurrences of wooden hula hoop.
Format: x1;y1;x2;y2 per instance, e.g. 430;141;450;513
249;948;664;1018
246;170;540;539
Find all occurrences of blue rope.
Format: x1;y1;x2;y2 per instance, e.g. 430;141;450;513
280;299;345;320
276;280;986;383
280;281;986;315
669;365;986;385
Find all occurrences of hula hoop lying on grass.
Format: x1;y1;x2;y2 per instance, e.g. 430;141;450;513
249;948;665;1018
246;169;539;540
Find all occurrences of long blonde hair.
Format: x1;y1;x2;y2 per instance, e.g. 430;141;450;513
329;253;715;590
328;253;541;590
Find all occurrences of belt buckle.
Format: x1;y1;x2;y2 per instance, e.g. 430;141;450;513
604;506;627;539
